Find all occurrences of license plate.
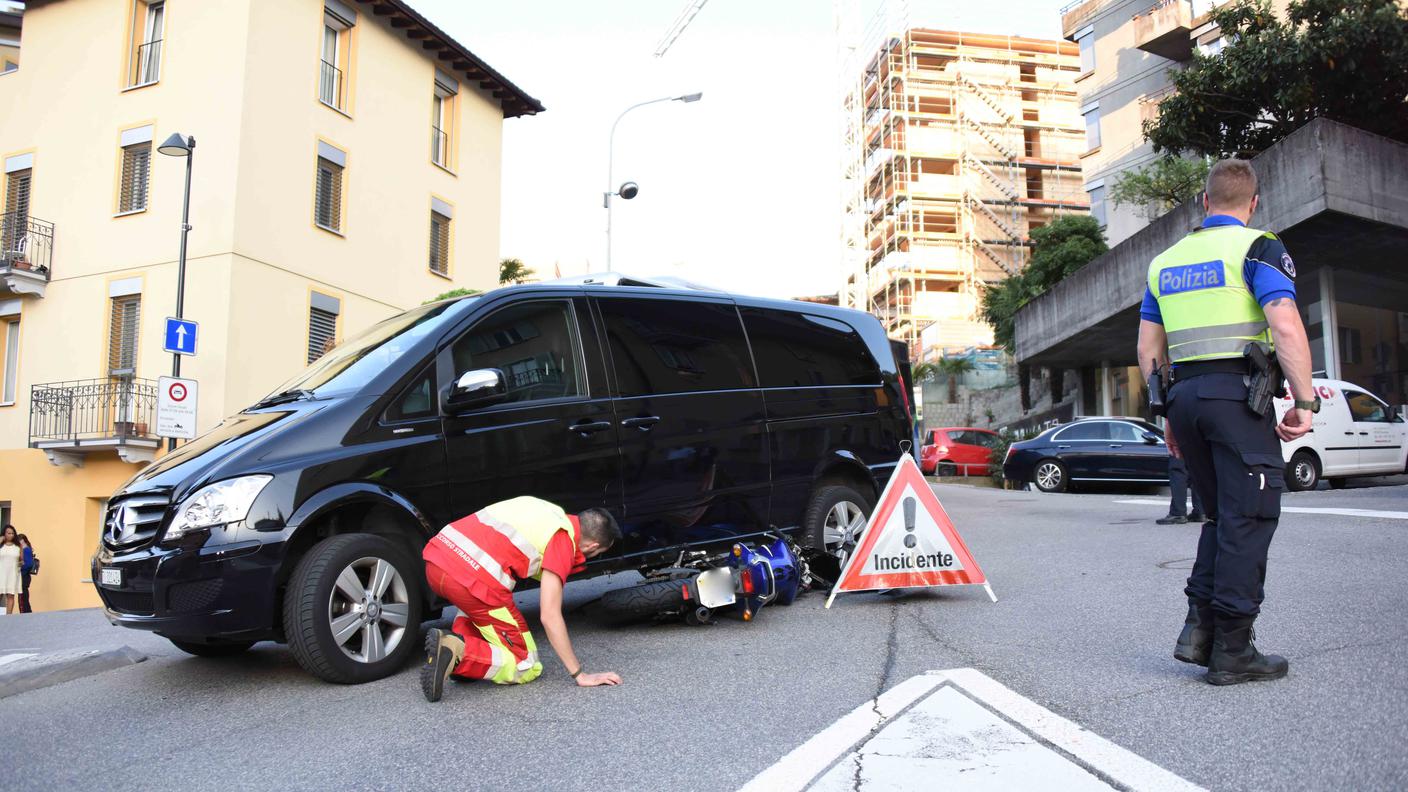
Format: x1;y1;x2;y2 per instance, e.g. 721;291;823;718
695;567;737;609
100;567;122;587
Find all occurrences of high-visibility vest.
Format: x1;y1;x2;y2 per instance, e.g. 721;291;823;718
429;497;578;594
1147;224;1275;363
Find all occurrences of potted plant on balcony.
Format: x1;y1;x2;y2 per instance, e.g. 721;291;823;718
9;258;31;271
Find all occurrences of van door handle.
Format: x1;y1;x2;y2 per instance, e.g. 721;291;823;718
621;416;661;431
568;420;612;436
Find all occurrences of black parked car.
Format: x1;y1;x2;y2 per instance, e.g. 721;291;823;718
93;276;913;682
1002;417;1169;493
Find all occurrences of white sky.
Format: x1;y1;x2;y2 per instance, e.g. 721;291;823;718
408;0;1066;299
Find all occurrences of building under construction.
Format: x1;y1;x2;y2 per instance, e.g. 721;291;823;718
839;29;1088;360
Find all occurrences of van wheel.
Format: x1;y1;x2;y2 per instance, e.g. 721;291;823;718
1033;459;1068;493
283;534;423;684
803;483;875;578
1287;451;1319;491
168;639;254;658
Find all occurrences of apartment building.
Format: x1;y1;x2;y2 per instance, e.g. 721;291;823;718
0;0;540;611
839;29;1087;361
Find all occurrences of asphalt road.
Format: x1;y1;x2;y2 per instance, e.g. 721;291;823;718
1;478;1405;791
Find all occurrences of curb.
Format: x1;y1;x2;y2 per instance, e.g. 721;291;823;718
0;646;147;699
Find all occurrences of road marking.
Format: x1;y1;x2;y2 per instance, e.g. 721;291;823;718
740;668;1203;792
1116;499;1408;520
0;653;38;668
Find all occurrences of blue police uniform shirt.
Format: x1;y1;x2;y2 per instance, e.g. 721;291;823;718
1140;214;1297;324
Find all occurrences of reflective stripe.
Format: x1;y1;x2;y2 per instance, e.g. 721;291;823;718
439;526;513;589
1169;337;1260;361
1167;320;1268;346
477;512;545;577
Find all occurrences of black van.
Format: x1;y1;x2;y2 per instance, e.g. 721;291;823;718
93;277;914;682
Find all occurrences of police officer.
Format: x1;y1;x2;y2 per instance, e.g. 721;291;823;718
1137;159;1317;686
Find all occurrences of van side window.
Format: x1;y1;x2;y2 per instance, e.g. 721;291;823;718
597;298;754;396
387;369;435;421
1344;389;1389;422
450;300;583;405
741;308;881;387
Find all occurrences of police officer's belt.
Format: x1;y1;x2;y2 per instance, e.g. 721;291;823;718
1172;358;1248;382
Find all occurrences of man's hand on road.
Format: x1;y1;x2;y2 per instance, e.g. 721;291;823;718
1277;407;1313;441
576;671;622;687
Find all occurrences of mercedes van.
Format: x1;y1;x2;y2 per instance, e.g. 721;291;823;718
91;277;913;682
1277;378;1407;490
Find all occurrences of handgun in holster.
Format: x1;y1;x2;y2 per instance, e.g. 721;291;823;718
1147;360;1167;418
1243;342;1286;417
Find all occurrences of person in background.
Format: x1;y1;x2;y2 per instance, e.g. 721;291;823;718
0;525;21;615
1158;425;1206;525
17;534;35;614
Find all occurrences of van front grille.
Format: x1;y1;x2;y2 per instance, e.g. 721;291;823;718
103;493;170;550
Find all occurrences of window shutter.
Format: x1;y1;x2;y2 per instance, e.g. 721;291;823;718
119;143;152;213
315;157;344;232
308;306;338;364
429;212;450;275
2;170;31;257
5;169;31;218
108;295;141;376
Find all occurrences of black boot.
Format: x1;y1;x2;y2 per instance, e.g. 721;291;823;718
1173;600;1213;666
1206;614;1288;686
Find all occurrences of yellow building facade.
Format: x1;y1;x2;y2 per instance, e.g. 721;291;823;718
0;0;540;612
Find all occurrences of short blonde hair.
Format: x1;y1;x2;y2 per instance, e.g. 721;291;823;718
1205;159;1258;209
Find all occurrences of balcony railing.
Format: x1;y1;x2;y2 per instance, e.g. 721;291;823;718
320;60;344;110
431;125;449;167
29;378;161;466
129;38;162;87
0;211;54;297
1133;0;1195;60
1061;0;1106;38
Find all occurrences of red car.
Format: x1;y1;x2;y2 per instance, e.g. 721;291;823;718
920;427;1001;476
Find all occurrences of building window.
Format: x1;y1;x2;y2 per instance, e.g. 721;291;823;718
319;1;356;111
1082;101;1101;151
314;142;346;234
117;126;154;214
1;316;18;405
2;61;16;74
108;293;141;377
1198;37;1226;58
3;161;32;258
308;292;341;364
1087;182;1107;227
1075;26;1095;74
127;0;164;88
432;70;459;168
429;197;453;276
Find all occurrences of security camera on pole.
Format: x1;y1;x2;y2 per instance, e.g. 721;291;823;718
603;92;702;272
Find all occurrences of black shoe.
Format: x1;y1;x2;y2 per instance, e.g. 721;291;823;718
1186;513;1206;523
1155;515;1187;525
1174;600;1213;666
421;628;465;703
1206;614;1288;685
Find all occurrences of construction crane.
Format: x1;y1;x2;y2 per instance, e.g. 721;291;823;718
653;0;711;57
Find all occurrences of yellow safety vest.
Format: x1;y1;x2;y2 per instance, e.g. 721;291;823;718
1147;224;1276;363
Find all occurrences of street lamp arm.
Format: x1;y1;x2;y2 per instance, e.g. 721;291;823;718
604;92;703;272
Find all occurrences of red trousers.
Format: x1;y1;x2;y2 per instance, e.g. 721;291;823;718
425;561;543;684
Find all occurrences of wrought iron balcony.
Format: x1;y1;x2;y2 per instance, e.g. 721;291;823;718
320;60;345;110
0;211;53;297
431;125;450;167
29;378;161;466
1133;0;1196;61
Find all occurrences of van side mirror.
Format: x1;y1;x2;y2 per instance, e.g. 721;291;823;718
1143;431;1161;444
447;368;507;412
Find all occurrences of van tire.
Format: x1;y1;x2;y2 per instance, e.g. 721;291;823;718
598;579;688;624
1287;451;1319;492
804;483;875;578
169;639;255;658
283;534;423;684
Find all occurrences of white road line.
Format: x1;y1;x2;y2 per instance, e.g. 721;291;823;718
0;653;38;668
1116;499;1408;520
740;668;1204;792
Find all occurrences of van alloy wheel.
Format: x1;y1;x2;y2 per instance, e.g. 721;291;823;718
327;556;410;664
824;500;868;556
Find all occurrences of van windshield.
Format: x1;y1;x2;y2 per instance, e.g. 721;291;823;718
260;298;476;402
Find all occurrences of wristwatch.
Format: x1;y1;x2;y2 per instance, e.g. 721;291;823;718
1293;397;1321;413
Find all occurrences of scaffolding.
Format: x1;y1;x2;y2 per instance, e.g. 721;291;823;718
839;24;1088;359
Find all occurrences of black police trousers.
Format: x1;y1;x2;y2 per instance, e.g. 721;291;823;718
1166;372;1285;618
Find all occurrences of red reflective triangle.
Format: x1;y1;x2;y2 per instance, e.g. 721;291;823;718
836;454;987;592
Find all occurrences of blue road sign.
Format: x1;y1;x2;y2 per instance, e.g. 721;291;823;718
163;317;198;356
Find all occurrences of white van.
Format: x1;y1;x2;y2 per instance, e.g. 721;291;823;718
1276;378;1408;490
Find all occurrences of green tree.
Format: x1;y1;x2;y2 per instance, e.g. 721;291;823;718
1110;156;1212;218
979;215;1108;354
911;362;939;383
499;257;534;285
424;287;480;304
1144;0;1408;158
936;357;976;403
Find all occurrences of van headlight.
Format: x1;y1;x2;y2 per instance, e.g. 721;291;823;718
165;475;273;541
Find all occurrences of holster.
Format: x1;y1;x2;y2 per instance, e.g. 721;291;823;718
1243;343;1284;418
1147;367;1167;417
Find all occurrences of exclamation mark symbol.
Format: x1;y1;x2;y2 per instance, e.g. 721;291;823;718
903;496;917;548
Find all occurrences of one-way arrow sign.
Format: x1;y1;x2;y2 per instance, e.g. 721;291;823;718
163;317;198;356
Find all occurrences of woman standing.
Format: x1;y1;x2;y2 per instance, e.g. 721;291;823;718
0;526;21;615
17;534;35;613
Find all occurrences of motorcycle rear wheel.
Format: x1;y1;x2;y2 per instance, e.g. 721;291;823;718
597;579;689;625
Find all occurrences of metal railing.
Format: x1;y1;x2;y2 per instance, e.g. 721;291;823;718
319;60;344;109
29;378;159;446
129;39;162;87
431;125;449;166
0;212;54;278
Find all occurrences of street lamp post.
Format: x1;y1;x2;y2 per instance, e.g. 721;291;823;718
604;92;702;271
158;132;195;451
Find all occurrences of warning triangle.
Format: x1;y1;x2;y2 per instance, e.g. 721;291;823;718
827;454;992;606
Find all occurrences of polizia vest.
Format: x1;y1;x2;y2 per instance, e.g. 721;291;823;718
1147;224;1275;363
